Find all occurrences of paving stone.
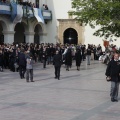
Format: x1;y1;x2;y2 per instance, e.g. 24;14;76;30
0;60;119;120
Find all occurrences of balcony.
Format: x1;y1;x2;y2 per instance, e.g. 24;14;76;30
0;2;52;23
0;2;11;15
42;10;52;20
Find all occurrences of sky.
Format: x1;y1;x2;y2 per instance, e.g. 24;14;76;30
84;25;120;50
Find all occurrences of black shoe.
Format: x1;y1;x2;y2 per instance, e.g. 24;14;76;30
31;81;34;82
114;99;118;102
54;77;57;79
58;78;60;80
111;98;118;102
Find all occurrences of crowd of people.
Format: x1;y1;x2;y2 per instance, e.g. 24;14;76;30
0;43;102;72
1;42;120;102
0;0;9;3
0;0;36;8
0;0;49;9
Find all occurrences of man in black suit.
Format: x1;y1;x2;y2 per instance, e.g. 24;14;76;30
105;53;120;102
18;49;26;79
53;50;62;80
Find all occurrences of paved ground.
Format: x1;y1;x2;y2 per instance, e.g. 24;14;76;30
0;60;120;120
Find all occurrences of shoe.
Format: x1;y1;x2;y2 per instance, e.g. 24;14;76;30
111;98;118;102
54;77;57;79
31;81;34;82
114;99;118;102
58;77;60;80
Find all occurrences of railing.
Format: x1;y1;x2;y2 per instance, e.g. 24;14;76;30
0;2;11;15
0;2;52;23
42;10;52;20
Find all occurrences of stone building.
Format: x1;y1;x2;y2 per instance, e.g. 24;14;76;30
0;0;85;44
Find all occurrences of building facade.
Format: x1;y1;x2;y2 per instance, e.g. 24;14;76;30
0;0;85;44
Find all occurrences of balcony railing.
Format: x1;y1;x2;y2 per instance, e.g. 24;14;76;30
42;10;52;20
0;2;52;23
0;2;10;15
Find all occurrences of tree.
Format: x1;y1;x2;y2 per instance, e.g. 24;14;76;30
71;0;120;38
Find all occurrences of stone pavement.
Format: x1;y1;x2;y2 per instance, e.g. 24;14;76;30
0;60;120;120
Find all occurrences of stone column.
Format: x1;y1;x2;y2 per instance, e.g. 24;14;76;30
24;32;35;43
3;31;15;44
39;32;47;43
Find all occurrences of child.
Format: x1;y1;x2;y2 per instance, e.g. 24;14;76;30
26;55;34;82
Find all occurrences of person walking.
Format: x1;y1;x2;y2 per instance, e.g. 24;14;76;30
53;50;62;80
105;53;120;102
26;54;34;82
18;49;26;79
75;48;82;71
42;48;47;68
0;49;4;72
86;46;91;65
65;48;72;71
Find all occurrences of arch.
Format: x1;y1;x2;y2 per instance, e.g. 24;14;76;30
0;20;8;31
0;22;4;44
33;22;44;32
63;28;78;44
58;19;85;44
14;23;26;43
34;24;43;44
0;20;8;44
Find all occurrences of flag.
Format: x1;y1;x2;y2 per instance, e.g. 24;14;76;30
33;8;44;23
10;3;23;24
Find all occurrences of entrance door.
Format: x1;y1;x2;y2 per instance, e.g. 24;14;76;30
64;28;78;44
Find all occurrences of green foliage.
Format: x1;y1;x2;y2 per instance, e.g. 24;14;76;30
71;0;120;38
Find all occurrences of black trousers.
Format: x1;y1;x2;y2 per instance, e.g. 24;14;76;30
54;66;61;78
19;65;26;78
43;60;46;68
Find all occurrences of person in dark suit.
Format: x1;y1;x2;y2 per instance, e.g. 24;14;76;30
53;50;62;80
105;53;120;102
42;48;47;68
18;49;26;79
0;49;4;72
65;48;72;71
75;48;82;71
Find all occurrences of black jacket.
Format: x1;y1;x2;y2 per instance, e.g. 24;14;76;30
65;49;72;66
0;53;4;66
86;48;91;55
75;50;82;66
53;54;62;67
18;52;26;66
105;60;120;81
